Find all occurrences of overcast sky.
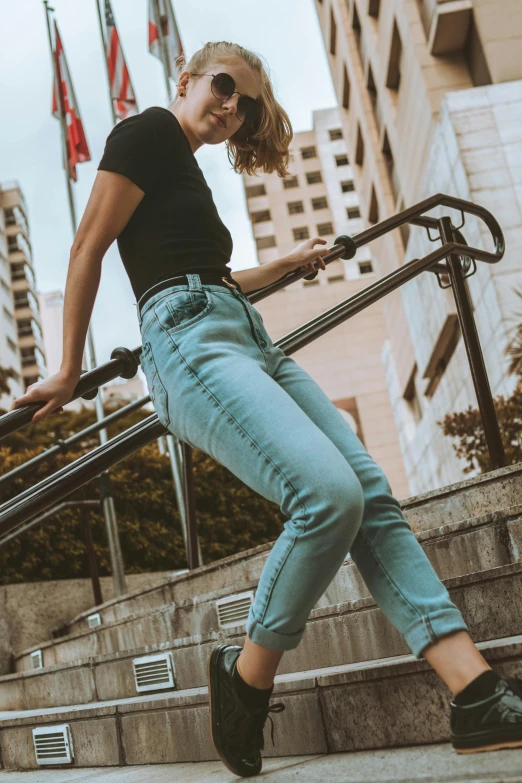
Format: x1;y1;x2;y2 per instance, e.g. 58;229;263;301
0;0;337;366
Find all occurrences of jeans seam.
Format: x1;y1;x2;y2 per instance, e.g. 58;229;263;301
159;326;309;525
358;526;428;629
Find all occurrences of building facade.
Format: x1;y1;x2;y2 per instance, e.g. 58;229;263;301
242;107;411;499
314;0;522;493
0;181;46;410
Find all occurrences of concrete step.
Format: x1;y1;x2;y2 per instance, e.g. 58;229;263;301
12;504;522;675
59;464;522;640
1;744;522;782
2;560;522;712
1;634;522;771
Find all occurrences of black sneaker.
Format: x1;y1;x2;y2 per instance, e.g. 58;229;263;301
450;675;522;753
207;643;286;777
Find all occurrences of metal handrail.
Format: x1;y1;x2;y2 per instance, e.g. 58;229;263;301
0;393;153;491
0;193;508;570
0;193;503;441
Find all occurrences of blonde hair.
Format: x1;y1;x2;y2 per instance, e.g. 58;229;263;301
167;41;293;178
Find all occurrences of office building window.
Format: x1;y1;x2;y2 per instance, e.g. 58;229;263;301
382;129;398;200
352;2;361;46
398;196;410;248
424;315;461;398
251;209;271;223
312;196;328;210
317;222;334;236
368;185;379;224
368;0;380;18
283;175;299;189
293;226;310;241
404;364;422;424
341;180;355;193
330;7;337;55
342;64;351;110
301;145;317;159
246;184;266;198
386;19;403;90
367;64;377;112
306;171;323;185
359;261;373;274
287;201;304;215
355;124;364;166
256;235;277;250
347;206;361;219
335;154;349;166
329;128;343;141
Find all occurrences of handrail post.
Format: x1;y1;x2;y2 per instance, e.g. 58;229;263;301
438;216;506;470
181;442;201;569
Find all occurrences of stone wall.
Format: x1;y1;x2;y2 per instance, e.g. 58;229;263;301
0;571;175;675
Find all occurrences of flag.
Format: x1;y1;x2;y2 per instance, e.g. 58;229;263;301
104;0;139;120
148;0;184;81
51;20;91;182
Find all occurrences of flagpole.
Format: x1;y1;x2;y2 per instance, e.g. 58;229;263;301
153;0;172;101
43;0;127;599
43;2;77;236
94;0;118;125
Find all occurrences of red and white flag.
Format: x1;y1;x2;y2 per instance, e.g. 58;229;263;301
104;0;139;120
51;20;91;182
148;0;184;81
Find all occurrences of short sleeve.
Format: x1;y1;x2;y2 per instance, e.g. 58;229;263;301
97;108;173;194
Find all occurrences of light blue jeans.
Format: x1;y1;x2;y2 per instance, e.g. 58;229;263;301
137;273;470;657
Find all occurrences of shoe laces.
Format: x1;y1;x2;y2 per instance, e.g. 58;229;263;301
502;677;522;700
229;701;286;753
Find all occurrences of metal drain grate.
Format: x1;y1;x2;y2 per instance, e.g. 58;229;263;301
87;612;102;628
30;650;43;669
133;652;175;693
32;725;74;765
215;590;255;629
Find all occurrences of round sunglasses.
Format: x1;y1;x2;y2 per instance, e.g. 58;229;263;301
190;72;260;127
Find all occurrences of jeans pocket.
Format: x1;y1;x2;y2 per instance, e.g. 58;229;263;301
163;288;214;333
139;341;171;428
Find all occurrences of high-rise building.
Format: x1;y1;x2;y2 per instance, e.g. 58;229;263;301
0;181;47;409
314;0;522;492
242;107;411;498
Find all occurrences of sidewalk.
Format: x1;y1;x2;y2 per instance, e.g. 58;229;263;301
1;742;522;782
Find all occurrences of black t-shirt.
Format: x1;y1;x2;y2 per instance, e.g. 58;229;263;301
97;106;234;302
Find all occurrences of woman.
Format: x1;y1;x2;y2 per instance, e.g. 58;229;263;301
10;41;522;778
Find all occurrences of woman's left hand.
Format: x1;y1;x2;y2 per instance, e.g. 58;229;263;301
279;237;330;276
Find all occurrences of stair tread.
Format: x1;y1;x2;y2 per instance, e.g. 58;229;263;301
2;633;522;726
2;742;522;783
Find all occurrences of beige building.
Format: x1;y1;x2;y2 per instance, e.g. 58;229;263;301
242;107;411;499
0;181;46;409
313;0;522;493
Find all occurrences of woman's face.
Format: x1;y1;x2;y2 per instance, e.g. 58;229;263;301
172;57;261;153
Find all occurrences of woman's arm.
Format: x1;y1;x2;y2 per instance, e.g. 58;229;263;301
60;170;147;378
232;238;330;294
9;170;146;424
60;249;103;379
232;258;290;294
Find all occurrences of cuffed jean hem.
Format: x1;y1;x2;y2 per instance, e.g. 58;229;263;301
404;607;471;660
246;617;305;652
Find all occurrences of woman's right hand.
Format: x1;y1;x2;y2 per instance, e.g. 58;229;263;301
8;370;80;425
